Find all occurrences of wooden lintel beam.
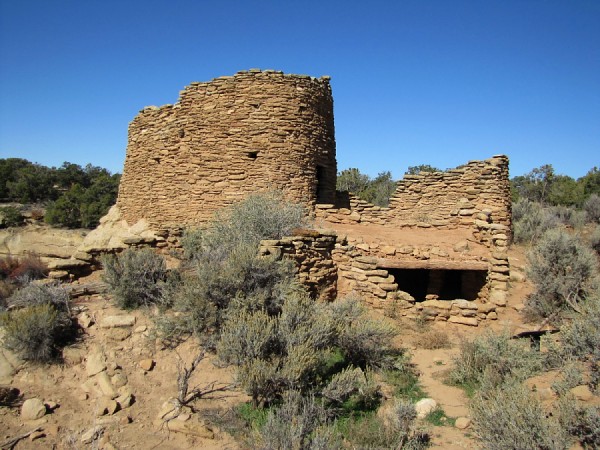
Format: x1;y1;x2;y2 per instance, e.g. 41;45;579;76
376;258;488;271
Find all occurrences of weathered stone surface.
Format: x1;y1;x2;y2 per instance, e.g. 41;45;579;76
96;398;119;416
166;418;215;439
139;359;155;371
100;315;136;328
86;352;107;377
455;417;471;429
415;398;437;419
96;372;119;399
81;426;104;444
0;225;84;260
489;290;507;306
21;398;47;420
448;316;478;326
115;71;336;230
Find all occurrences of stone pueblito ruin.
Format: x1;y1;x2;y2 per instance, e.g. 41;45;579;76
73;69;512;325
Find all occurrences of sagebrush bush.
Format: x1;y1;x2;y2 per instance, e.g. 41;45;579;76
470;380;570;450
558;396;600;448
7;281;70;312
590;225;600;256
525;229;599;321
182;192;306;266
329;295;398;369
549;205;587;229
218;291;332;406
101;248;168;309
254;391;341;450
0;303;72;362
321;366;381;413
558;299;600;361
338;408;428;450
512;199;560;244
162;193;305;343
584;194;600;223
166;249;296;344
448;330;543;390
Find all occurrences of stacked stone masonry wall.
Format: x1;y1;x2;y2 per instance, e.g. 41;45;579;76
332;236;510;326
316;156;512;244
258;231;337;302
117;70;337;229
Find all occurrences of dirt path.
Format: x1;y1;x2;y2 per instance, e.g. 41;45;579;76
411;346;477;449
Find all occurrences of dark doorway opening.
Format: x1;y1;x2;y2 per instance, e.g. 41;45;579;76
387;268;487;301
316;165;327;203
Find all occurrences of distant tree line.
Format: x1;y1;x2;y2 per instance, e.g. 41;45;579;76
0;158;120;228
511;164;600;207
336;164;441;207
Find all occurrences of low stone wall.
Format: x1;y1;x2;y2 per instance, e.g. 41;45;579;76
332;236;510;326
258;230;337;301
315;155;512;241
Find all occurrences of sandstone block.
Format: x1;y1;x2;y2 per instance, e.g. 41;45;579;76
448;316;478;326
100;315;136;328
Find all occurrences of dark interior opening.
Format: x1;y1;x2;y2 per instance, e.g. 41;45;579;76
316;165;327;202
247;151;258;160
387;268;487;301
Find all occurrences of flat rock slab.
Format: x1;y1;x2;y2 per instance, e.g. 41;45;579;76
100;315;136;328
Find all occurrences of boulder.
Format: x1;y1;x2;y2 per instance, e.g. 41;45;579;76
455;417;471;429
415;398;437;419
21;398;47;420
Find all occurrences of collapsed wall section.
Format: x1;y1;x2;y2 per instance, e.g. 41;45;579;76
116;70;337;229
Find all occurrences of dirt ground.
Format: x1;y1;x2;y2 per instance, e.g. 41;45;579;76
0;235;587;450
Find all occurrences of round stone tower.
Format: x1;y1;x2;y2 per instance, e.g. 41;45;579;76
116;69;337;229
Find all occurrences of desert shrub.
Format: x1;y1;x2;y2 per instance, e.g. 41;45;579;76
470;380;570;450
101;248;168;309
218;291;335;406
166;250;296;344
9;254;47;281
415;329;451;350
0;256;19;280
254;391;342;450
512;199;560;244
329;295;398;369
558;396;600;448
548;205;587;229
1;283;73;363
0;255;47;282
337;405;428;450
524;229;599;321
163;193;305;343
551;362;584;396
182;192;306;265
7;282;70;312
321;366;381;413
0;206;24;228
0;304;71;362
448;330;543;390
590;226;600;255
584;194;600;223
559;299;600;361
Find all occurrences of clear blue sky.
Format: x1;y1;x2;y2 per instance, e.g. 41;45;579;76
1;0;598;180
